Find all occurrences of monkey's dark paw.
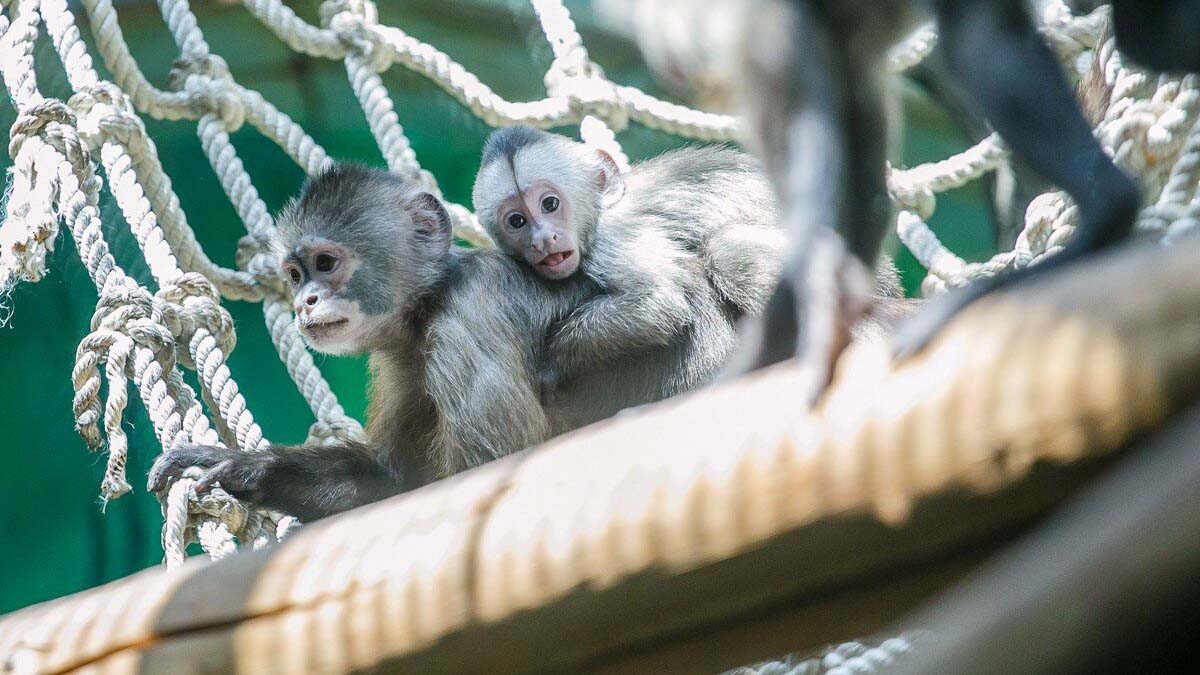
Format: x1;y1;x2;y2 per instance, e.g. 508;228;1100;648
890;283;991;361
148;445;262;497
892;251;1079;361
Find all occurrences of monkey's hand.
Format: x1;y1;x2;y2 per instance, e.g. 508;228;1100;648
724;233;874;406
148;445;268;500
150;441;404;521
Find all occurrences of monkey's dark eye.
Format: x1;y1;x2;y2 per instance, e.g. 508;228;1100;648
286;267;302;286
507;213;527;229
541;195;560;213
314;253;337;273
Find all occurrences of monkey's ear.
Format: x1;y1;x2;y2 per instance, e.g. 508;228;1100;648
407;192;453;251
595;148;625;209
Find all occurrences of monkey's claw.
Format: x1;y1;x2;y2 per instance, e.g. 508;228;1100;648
724;243;874;407
147;444;249;494
892;247;1084;361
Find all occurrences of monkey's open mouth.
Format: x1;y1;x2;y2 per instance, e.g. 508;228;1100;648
537;250;574;268
301;317;349;336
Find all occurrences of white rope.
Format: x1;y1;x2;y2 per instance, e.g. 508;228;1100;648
0;0;1196;565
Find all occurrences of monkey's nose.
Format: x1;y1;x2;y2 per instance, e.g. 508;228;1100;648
304;294;319;307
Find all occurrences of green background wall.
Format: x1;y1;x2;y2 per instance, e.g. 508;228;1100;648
0;0;994;614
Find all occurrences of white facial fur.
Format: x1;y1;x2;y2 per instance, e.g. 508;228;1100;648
282;237;388;355
293;295;391;355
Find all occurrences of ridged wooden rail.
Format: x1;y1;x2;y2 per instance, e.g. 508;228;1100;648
2;237;1198;675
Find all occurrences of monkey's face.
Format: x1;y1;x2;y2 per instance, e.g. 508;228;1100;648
493;179;581;280
473;135;623;281
281;236;391;355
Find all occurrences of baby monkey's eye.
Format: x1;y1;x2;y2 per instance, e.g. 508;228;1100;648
286;266;302;286
541;195;560;213
507;212;527;229
314;253;337;273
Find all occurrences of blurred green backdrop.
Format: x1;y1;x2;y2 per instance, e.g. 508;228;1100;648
0;0;995;614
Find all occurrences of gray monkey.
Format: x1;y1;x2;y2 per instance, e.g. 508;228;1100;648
150;165;585;520
472;127;782;401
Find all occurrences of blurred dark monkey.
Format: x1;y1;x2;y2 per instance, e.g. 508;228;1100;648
609;0;1199;401
727;0;1142;401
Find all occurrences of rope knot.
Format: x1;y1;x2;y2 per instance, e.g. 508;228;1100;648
0;165;57;286
320;0;391;72
1;103;82;289
72;280;176;500
308;417;364;445
236;232;286;295
169;55;246;132
888;183;937;221
8;100;90;175
157;272;237;362
68;82;146;151
68;82;131;116
168;53;231;84
92;279;161;329
544;59;628;131
88;279;176;366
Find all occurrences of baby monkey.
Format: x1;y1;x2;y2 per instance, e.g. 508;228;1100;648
472;125;906;396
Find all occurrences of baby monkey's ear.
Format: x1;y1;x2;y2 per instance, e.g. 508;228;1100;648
407;192;453;252
595;148;626;209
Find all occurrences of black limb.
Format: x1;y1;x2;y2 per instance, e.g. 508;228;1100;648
726;1;885;391
1113;0;1200;73
897;0;1142;357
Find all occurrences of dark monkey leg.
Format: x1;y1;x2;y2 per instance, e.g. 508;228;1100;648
893;0;1141;357
1113;0;1200;73
726;1;887;400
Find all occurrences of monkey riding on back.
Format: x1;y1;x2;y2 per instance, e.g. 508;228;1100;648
471;125;909;411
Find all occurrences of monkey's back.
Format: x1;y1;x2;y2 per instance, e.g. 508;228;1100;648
614;145;786;317
541;146;786;430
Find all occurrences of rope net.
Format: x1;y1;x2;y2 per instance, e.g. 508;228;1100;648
0;0;1193;568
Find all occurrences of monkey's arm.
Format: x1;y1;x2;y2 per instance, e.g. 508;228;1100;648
148;441;405;522
548;281;694;377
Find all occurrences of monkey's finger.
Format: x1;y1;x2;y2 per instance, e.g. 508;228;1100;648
195;459;236;494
